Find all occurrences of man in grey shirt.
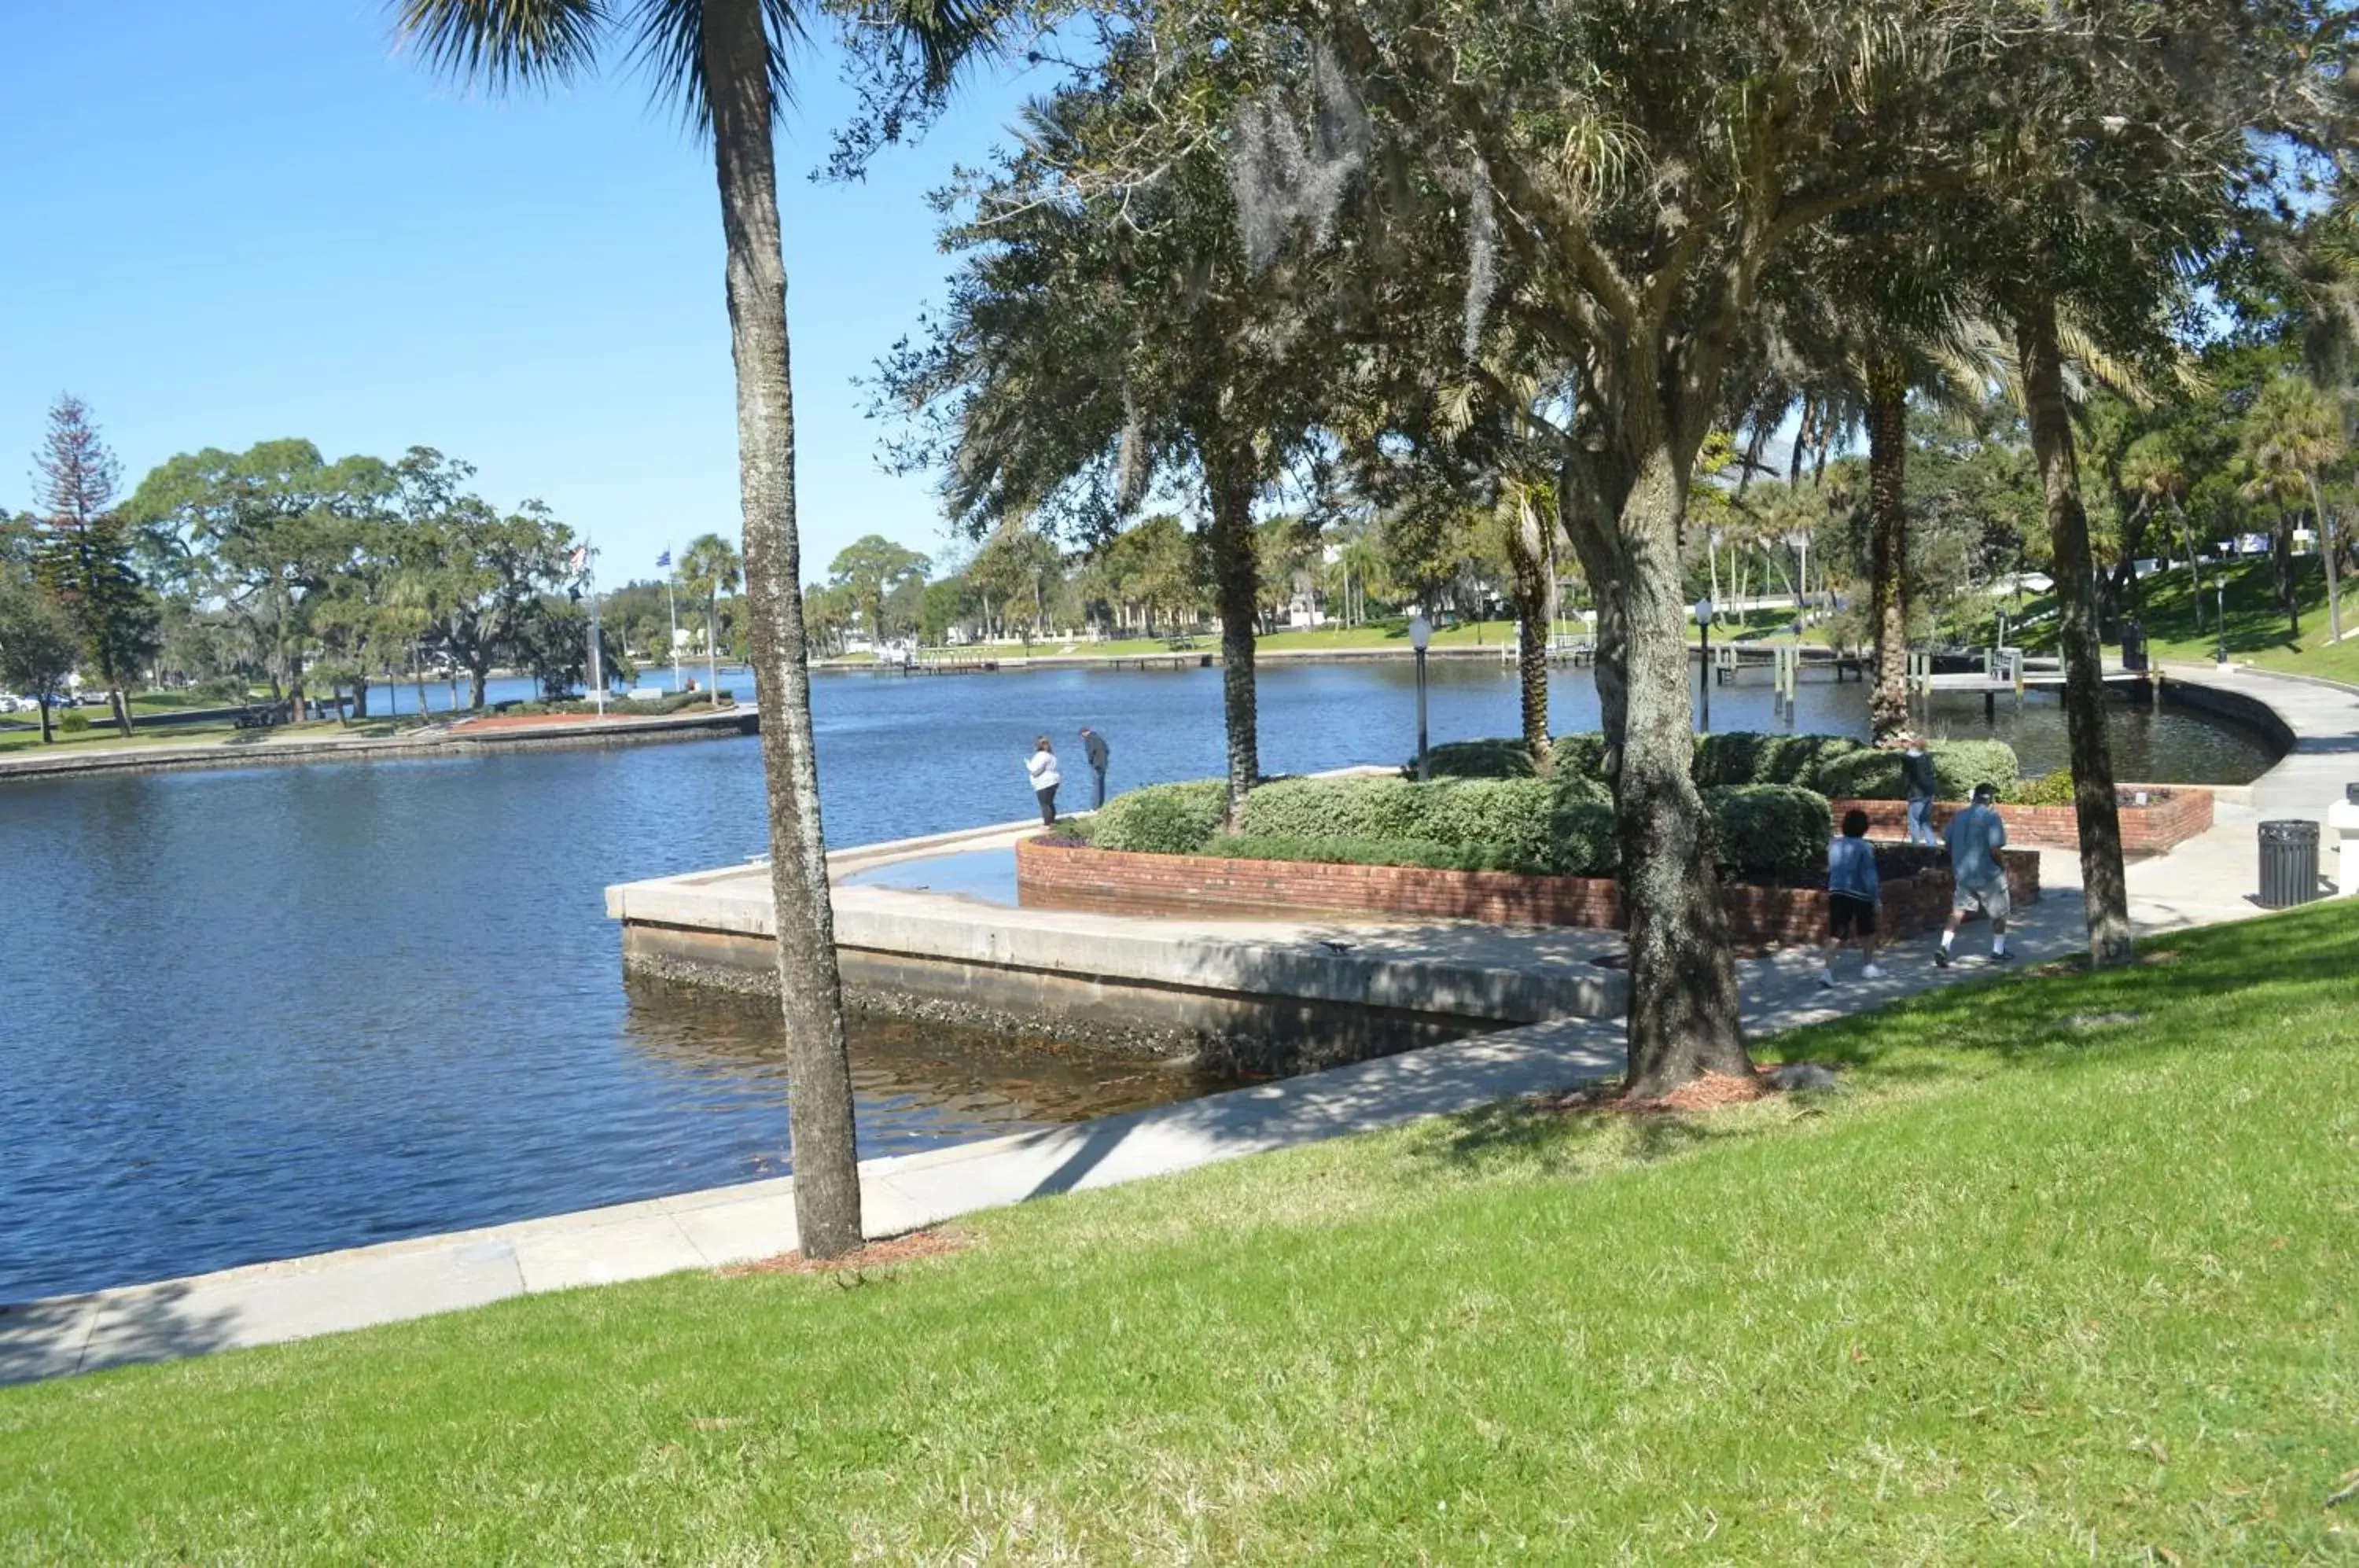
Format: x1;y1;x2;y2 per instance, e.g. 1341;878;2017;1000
1934;781;2011;966
1080;726;1110;809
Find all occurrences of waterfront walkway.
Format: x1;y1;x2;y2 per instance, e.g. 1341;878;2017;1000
5;666;2353;1388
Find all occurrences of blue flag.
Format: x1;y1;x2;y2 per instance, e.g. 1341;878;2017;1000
657;550;672;569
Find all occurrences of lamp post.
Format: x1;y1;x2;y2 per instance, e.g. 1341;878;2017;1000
2216;578;2228;664
1695;596;1715;733
1409;611;1433;781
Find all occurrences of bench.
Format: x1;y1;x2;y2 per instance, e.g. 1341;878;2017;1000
233;703;287;731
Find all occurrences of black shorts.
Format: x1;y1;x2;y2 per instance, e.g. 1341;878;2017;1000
1828;893;1876;939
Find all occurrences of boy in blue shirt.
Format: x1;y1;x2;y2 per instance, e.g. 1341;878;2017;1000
1935;782;2011;966
1822;808;1886;988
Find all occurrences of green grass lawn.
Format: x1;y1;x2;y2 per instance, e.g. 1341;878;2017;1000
0;716;426;758
1999;558;2359;687
5;905;2357;1561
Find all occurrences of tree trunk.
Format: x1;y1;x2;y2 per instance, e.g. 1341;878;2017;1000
2307;477;2341;643
706;0;863;1261
1557;456;1629;790
710;591;723;705
1865;354;1911;744
1614;444;1750;1099
37;696;53;744
109;686;131;739
2016;294;2133;968
469;665;488;712
352;676;369;722
1507;495;1552;769
2279;514;2299;636
1205;447;1260;826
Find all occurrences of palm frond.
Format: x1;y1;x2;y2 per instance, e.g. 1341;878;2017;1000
392;0;608;90
625;0;805;128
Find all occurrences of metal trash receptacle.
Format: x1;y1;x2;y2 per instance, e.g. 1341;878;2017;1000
2258;819;2321;909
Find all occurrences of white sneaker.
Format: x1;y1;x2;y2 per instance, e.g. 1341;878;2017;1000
1861;963;1887;979
1816;971;1836;990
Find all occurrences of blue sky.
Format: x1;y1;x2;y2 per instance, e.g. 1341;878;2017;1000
0;1;1048;587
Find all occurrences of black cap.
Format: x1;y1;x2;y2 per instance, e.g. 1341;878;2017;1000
1972;782;1998;804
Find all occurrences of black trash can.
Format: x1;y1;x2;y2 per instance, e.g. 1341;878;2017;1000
2122;619;2149;673
2258;819;2321;909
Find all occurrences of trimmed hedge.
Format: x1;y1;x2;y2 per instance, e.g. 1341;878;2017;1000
1816;740;2019;801
2006;769;2075;807
1691;731;1866;789
1548;733;1613;786
1411;738;1540;780
1702;785;1836;881
1087;771;1826;883
1202;834;1530;873
1090;779;1229;855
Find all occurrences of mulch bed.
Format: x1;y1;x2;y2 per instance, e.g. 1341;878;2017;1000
719;1229;968;1277
1531;1066;1803;1117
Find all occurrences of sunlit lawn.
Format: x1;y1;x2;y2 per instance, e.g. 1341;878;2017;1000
3;903;2354;1562
2000;558;2359;686
0;716;425;758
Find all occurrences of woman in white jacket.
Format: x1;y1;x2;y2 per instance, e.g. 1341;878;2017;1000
1025;735;1062;826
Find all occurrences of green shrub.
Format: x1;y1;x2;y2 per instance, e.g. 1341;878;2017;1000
1814;740;2019;801
1202;834;1528;873
1691;731;1865;789
1090;779;1228;854
2007;770;2076;806
1548;732;1612;787
1548;801;1621;877
60;709;90;734
1238;777;1437;841
1702;784;1834;881
1412;738;1538;779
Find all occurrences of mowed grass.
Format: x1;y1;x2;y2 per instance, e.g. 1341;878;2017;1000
2004;557;2359;686
3;907;2357;1562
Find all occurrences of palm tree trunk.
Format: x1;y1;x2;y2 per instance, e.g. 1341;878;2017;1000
1507;495;1551;768
2017;293;2133;968
705;0;862;1261
1614;440;1749;1099
709;590;722;705
1204;444;1260;826
2306;476;2341;642
1865;354;1911;744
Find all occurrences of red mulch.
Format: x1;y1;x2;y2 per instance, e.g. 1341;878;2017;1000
719;1229;968;1277
1532;1066;1790;1118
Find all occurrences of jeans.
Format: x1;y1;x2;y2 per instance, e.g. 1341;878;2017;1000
1036;784;1058;826
1091;764;1107;809
1906;796;1937;845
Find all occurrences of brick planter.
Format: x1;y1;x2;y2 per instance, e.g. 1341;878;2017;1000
1829;786;2213;855
1016;837;2038;946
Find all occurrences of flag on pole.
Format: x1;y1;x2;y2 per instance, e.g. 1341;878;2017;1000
568;544;588;576
657;549;672;569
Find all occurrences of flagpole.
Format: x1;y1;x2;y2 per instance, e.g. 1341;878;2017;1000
587;540;605;716
665;544;681;695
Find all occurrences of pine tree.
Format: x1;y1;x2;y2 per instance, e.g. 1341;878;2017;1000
31;396;155;738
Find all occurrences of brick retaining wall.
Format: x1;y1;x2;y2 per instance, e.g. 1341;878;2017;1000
1016;838;2039;945
1829;786;2212;855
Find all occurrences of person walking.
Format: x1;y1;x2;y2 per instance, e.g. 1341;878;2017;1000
1025;735;1062;826
1900;733;1940;846
1820;808;1886;988
1934;781;2011;966
1079;726;1110;809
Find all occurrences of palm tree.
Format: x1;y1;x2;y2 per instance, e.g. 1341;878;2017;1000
392;0;995;1261
2239;374;2345;643
679;532;743;704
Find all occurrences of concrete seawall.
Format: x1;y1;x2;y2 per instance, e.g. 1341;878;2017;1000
0;705;758;784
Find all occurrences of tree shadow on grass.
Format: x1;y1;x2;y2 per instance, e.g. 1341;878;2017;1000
0;1282;245;1389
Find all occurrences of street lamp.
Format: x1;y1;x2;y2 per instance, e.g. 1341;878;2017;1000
2216;578;2228;664
1694;596;1716;733
1786;530;1810;615
1409;611;1433;781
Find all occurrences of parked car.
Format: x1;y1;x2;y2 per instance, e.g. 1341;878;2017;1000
0;694;22;713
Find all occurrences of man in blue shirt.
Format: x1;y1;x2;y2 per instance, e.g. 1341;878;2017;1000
1821;808;1886;988
1935;782;2011;966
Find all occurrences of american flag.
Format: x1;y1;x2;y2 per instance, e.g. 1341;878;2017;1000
657;549;671;569
567;545;587;575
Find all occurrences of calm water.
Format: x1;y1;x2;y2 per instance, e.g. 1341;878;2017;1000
0;661;2276;1300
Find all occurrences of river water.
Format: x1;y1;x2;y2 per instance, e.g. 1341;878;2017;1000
0;661;2275;1300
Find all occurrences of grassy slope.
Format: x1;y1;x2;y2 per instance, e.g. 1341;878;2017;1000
0;717;425;758
2001;558;2359;687
3;905;2356;1562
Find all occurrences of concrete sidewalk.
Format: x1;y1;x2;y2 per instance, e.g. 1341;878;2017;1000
6;667;2352;1389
